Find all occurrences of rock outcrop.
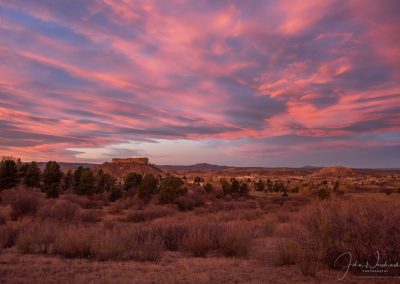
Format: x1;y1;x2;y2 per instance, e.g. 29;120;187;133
111;158;149;165
96;157;164;179
312;167;355;177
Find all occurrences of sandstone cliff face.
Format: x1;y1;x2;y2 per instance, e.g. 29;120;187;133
95;158;164;179
111;158;149;165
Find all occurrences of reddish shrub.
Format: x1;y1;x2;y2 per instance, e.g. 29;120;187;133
297;198;400;267
79;210;102;223
126;206;175;222
262;217;278;237
8;190;41;219
0;211;6;225
17;222;58;254
61;194;90;208
276;238;299;265
38;200;80;223
0;224;19;249
183;221;214;257
175;195;196;211
276;211;290;223
53;226;93;258
182;220;251;258
156;223;188;251
217;223;251;257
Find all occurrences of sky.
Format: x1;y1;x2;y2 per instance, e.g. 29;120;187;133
0;0;399;168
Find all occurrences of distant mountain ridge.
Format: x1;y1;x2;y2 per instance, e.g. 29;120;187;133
35;161;400;177
158;163;230;172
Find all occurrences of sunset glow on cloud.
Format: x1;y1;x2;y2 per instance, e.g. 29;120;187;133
1;0;399;167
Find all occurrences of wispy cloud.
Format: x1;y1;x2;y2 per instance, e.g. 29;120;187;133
0;0;399;166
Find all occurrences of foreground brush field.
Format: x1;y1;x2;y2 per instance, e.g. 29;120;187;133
1;187;400;283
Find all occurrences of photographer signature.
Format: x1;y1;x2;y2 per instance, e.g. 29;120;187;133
334;251;400;280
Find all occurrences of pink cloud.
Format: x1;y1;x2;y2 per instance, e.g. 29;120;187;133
0;0;399;165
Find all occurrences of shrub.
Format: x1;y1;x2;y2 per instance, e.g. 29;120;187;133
297;249;318;277
317;187;330;200
276;211;290;223
89;225;163;261
297;199;400;268
137;174;158;200
204;183;213;192
124;228;163;262
53;226;93;258
274;223;299;238
38;200;80;223
262;217;278;237
183;222;214;257
239;182;249;196
126;206;175;222
109;198;136;214
276;238;299;265
0;211;6;225
79;210;102;223
155;223;188;251
9;190;41;219
192;191;206;206
217;224;251;257
175;195;196;211
182;220;251;258
109;185;123;202
159;176;186;204
17;222;58;254
220;178;231;195
255;179;265;191
61;194;90;208
124;173;142;191
0;224;19;249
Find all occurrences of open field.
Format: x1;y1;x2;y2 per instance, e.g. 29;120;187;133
1;180;400;283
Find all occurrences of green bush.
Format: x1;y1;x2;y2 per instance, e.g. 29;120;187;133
317;187;330;200
158;176;186;204
137;174;159;200
124;172;142;191
204;183;213;193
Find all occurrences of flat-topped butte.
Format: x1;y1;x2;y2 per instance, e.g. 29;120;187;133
111;158;149;165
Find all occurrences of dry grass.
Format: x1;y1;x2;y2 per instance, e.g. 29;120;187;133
182;219;251;257
17;221;58;254
0;189;42;220
109;198;144;214
0;188;399;282
276;238;299;265
0;250;337;283
297;198;400;267
53;226;93;258
261;216;278;237
126;206;175;222
79;209;102;223
0;224;19;249
0;210;7;225
38;200;80;223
